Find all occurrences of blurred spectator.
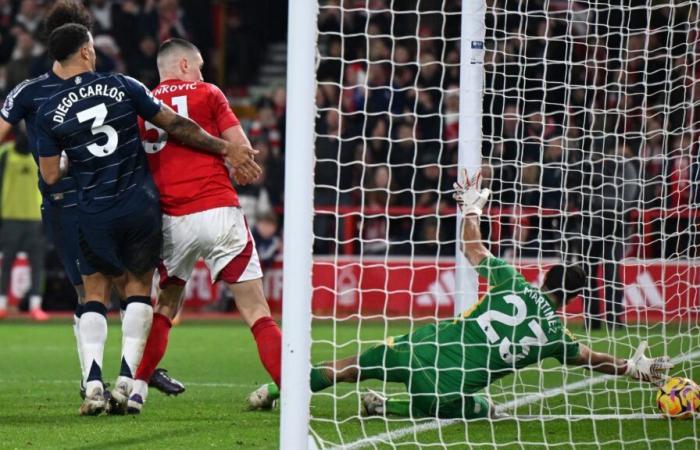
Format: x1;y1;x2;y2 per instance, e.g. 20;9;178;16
237;174;272;228
15;0;42;34
89;0;118;33
0;127;48;320
249;98;282;156
126;34;159;88
5;24;40;90
569;140;640;329
360;165;391;255
252;212;281;271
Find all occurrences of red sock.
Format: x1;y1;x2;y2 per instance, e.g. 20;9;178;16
251;316;282;387
135;313;172;381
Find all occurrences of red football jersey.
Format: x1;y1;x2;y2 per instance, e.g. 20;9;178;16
142;79;240;216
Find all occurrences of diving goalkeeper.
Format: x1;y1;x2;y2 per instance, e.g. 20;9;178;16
247;170;673;419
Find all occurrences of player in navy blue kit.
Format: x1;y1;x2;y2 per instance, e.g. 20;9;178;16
36;23;260;415
0;0;186;400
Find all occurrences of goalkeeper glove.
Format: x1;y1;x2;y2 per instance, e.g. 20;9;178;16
453;168;491;217
624;341;674;384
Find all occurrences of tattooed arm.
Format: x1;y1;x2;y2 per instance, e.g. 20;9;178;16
149;104;261;181
150;104;227;155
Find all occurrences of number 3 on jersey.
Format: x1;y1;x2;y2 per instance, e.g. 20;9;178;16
143;96;188;154
77;103;118;157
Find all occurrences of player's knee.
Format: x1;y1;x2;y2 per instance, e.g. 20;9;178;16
156;285;185;318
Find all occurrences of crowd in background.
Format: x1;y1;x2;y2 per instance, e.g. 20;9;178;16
0;0;287;312
0;0;699;314
313;0;700;260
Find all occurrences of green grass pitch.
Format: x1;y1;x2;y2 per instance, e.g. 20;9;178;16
0;319;698;449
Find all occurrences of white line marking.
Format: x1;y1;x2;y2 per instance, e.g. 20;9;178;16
333;349;700;450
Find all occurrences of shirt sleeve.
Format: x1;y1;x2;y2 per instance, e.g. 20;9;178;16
121;75;162;121
208;84;239;134
475;256;524;288
553;327;581;364
35;108;61;157
1;86;29;125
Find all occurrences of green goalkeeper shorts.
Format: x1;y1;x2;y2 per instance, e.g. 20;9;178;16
358;323;490;419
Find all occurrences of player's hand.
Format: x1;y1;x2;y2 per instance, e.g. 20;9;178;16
624;341;674;385
453;168;491;217
226;143;262;184
232;166;259;186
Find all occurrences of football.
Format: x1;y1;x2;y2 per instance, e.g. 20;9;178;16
656;377;700;419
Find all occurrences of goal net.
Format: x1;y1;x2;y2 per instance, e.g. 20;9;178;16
283;1;700;448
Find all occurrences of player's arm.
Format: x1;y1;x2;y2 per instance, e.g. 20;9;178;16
213;84;260;185
454;169;492;266
221;125;257;185
461;215;490;266
569;342;673;384
0;117;11;142
35;107;67;185
149;105;262;182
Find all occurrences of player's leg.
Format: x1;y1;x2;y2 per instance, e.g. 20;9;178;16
127;210;197;413
365;394;493;419
209;207;282;386
226;278;282;387
247;342;409;409
77;271;112;415
108;199;162;414
43;202;86;395
129;283;186;413
110;268;154;413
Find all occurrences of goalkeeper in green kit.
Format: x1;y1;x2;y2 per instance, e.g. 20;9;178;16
247;170;673;419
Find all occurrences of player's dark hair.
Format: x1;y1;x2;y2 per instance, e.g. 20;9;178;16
158;38;200;58
48;23;90;62
543;264;586;305
42;0;93;43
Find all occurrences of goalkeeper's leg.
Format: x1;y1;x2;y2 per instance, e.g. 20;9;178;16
309;341;410;391
375;395;492;419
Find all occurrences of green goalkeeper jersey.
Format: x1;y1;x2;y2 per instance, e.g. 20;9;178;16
389;256;580;396
458;256;579;392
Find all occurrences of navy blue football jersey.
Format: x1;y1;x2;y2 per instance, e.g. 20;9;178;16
1;71;78;207
35;72;162;214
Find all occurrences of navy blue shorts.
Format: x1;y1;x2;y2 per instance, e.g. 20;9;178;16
41;202;83;286
78;184;162;277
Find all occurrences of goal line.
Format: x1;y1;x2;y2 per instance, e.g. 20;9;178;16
328;349;700;450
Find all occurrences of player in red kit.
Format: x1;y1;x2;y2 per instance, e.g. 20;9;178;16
127;38;281;414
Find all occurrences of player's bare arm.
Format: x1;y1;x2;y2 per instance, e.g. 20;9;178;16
221;124;258;185
150;104;262;182
569;341;673;383
454;169;492;266
0;117;11;142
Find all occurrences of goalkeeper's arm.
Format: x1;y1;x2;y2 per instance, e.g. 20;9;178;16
569;342;673;384
454;169;492;266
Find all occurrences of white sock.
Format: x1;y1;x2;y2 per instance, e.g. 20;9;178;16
120;301;153;379
79;308;108;389
0;295;7;310
131;379;149;403
73;314;85;381
29;295;42;311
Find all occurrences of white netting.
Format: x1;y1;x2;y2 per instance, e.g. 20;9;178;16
304;1;700;448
